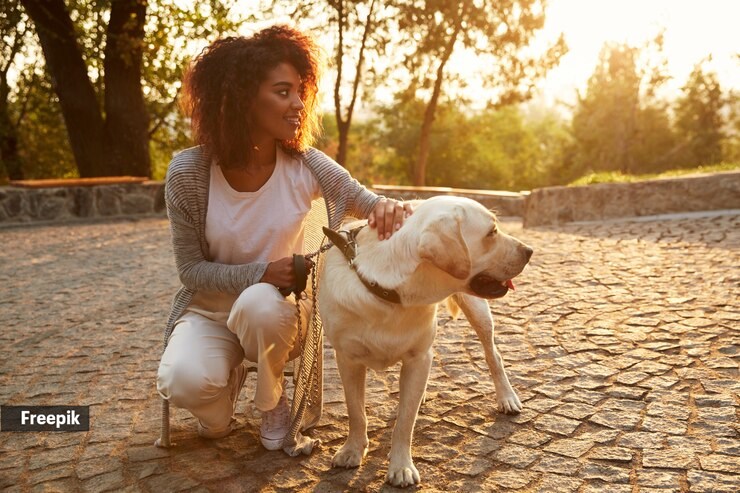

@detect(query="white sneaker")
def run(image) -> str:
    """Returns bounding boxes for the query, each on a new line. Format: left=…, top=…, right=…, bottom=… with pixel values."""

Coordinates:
left=197, top=361, right=248, bottom=439
left=260, top=387, right=291, bottom=450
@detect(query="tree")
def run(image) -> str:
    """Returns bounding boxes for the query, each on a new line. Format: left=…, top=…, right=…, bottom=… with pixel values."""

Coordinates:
left=281, top=0, right=393, bottom=167
left=570, top=37, right=675, bottom=178
left=0, top=0, right=29, bottom=180
left=674, top=60, right=726, bottom=167
left=373, top=93, right=553, bottom=191
left=393, top=0, right=566, bottom=185
left=15, top=0, right=249, bottom=178
left=722, top=86, right=739, bottom=163
left=20, top=0, right=149, bottom=177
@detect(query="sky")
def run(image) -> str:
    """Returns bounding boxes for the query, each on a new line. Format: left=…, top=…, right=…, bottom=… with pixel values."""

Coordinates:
left=382, top=0, right=740, bottom=113
left=528, top=0, right=739, bottom=109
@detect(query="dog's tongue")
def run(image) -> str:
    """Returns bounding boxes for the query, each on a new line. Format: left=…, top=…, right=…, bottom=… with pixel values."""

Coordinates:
left=505, top=279, right=516, bottom=291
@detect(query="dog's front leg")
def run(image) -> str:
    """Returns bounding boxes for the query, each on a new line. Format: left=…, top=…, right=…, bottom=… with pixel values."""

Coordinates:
left=453, top=293, right=522, bottom=414
left=332, top=354, right=369, bottom=468
left=386, top=349, right=432, bottom=487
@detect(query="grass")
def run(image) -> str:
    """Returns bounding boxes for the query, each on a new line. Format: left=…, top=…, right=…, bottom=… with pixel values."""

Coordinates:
left=568, top=163, right=740, bottom=186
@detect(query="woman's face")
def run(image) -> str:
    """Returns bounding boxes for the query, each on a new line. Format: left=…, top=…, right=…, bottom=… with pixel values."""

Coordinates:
left=249, top=62, right=305, bottom=142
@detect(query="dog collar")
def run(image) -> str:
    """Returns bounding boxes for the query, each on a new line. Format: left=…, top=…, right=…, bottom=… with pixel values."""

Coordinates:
left=322, top=225, right=402, bottom=304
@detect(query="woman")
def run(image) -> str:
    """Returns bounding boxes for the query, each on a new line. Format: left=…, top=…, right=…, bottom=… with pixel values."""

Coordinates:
left=156, top=25, right=412, bottom=451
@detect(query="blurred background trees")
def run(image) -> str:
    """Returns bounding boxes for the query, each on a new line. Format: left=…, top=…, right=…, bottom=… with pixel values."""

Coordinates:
left=1, top=1, right=737, bottom=188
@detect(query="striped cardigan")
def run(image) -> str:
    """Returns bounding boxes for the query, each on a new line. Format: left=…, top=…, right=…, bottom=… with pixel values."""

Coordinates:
left=158, top=144, right=382, bottom=451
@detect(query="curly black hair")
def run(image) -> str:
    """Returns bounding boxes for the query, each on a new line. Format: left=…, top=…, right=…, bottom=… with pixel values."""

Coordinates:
left=180, top=25, right=324, bottom=169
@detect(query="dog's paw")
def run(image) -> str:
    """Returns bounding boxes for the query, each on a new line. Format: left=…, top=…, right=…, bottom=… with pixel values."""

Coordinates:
left=331, top=443, right=367, bottom=468
left=386, top=460, right=420, bottom=487
left=497, top=391, right=523, bottom=414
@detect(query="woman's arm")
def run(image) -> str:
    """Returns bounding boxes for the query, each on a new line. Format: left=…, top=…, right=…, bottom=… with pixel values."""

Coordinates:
left=165, top=166, right=269, bottom=294
left=337, top=157, right=414, bottom=239
left=304, top=148, right=412, bottom=238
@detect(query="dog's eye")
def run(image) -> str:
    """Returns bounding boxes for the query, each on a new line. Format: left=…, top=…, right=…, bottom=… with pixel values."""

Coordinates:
left=487, top=227, right=497, bottom=237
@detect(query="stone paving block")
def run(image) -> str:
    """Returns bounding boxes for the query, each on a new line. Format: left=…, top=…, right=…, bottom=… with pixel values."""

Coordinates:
left=641, top=415, right=688, bottom=435
left=484, top=469, right=538, bottom=489
left=581, top=484, right=632, bottom=493
left=27, top=464, right=75, bottom=486
left=534, top=414, right=582, bottom=436
left=531, top=473, right=582, bottom=492
left=588, top=410, right=641, bottom=430
left=665, top=436, right=713, bottom=455
left=694, top=393, right=736, bottom=407
left=587, top=446, right=634, bottom=462
left=698, top=454, right=740, bottom=474
left=507, top=429, right=552, bottom=448
left=552, top=402, right=597, bottom=420
left=79, top=469, right=125, bottom=493
left=687, top=469, right=738, bottom=493
left=714, top=438, right=740, bottom=456
left=531, top=453, right=581, bottom=475
left=643, top=448, right=696, bottom=469
left=605, top=385, right=649, bottom=400
left=543, top=438, right=595, bottom=458
left=637, top=468, right=683, bottom=489
left=445, top=455, right=494, bottom=477
left=492, top=443, right=542, bottom=468
left=581, top=462, right=631, bottom=483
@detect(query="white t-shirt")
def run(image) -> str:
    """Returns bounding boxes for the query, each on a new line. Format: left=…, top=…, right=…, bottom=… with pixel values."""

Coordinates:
left=186, top=146, right=321, bottom=319
left=206, top=146, right=321, bottom=263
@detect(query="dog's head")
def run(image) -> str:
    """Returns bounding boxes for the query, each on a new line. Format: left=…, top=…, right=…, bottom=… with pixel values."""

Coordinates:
left=416, top=196, right=532, bottom=299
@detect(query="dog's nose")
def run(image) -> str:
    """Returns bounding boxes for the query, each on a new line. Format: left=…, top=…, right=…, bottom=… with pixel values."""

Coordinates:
left=522, top=245, right=533, bottom=261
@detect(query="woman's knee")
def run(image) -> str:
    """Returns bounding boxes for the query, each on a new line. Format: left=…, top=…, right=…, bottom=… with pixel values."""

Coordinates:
left=228, top=283, right=289, bottom=332
left=157, top=358, right=230, bottom=408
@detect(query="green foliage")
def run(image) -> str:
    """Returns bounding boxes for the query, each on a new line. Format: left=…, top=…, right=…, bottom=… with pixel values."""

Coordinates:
left=569, top=163, right=740, bottom=186
left=674, top=61, right=726, bottom=167
left=570, top=40, right=676, bottom=179
left=12, top=71, right=78, bottom=179
left=331, top=95, right=571, bottom=191
left=391, top=0, right=567, bottom=184
left=4, top=0, right=251, bottom=180
left=722, top=89, right=740, bottom=163
left=1, top=2, right=737, bottom=191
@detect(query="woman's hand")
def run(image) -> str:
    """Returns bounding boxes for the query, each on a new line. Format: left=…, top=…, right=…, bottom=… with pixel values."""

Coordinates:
left=368, top=198, right=414, bottom=240
left=260, top=256, right=313, bottom=291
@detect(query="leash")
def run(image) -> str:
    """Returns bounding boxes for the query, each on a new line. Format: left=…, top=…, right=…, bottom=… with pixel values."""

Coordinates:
left=264, top=226, right=401, bottom=454
left=284, top=223, right=401, bottom=358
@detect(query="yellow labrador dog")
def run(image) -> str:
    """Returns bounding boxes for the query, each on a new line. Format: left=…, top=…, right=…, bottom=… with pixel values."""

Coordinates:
left=319, top=196, right=533, bottom=487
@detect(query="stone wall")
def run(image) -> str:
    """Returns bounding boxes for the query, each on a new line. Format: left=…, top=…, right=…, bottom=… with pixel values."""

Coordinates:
left=524, top=171, right=740, bottom=227
left=0, top=182, right=165, bottom=227
left=372, top=185, right=527, bottom=217
left=2, top=171, right=738, bottom=228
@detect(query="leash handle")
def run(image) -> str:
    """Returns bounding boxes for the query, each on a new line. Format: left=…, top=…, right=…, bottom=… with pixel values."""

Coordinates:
left=279, top=254, right=309, bottom=297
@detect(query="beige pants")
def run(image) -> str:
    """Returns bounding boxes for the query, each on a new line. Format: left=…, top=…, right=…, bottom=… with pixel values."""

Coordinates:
left=156, top=283, right=310, bottom=436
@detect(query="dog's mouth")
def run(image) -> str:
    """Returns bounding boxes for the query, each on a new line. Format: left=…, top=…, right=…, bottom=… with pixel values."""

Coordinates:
left=470, top=274, right=516, bottom=299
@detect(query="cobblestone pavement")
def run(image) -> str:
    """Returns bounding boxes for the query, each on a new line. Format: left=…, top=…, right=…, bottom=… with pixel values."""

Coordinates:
left=1, top=212, right=738, bottom=492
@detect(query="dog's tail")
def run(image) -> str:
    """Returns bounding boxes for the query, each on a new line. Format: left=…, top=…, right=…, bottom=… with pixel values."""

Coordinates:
left=445, top=295, right=462, bottom=322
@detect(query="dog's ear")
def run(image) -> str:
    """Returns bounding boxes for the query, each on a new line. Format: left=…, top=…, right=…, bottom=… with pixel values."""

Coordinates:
left=418, top=212, right=471, bottom=279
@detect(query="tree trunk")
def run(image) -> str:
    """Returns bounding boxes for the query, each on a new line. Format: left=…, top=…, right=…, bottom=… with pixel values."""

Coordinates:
left=103, top=0, right=150, bottom=177
left=413, top=14, right=463, bottom=186
left=0, top=24, right=23, bottom=180
left=20, top=0, right=106, bottom=177
left=0, top=83, right=22, bottom=179
left=336, top=120, right=350, bottom=166
left=21, top=0, right=151, bottom=178
left=333, top=0, right=375, bottom=167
